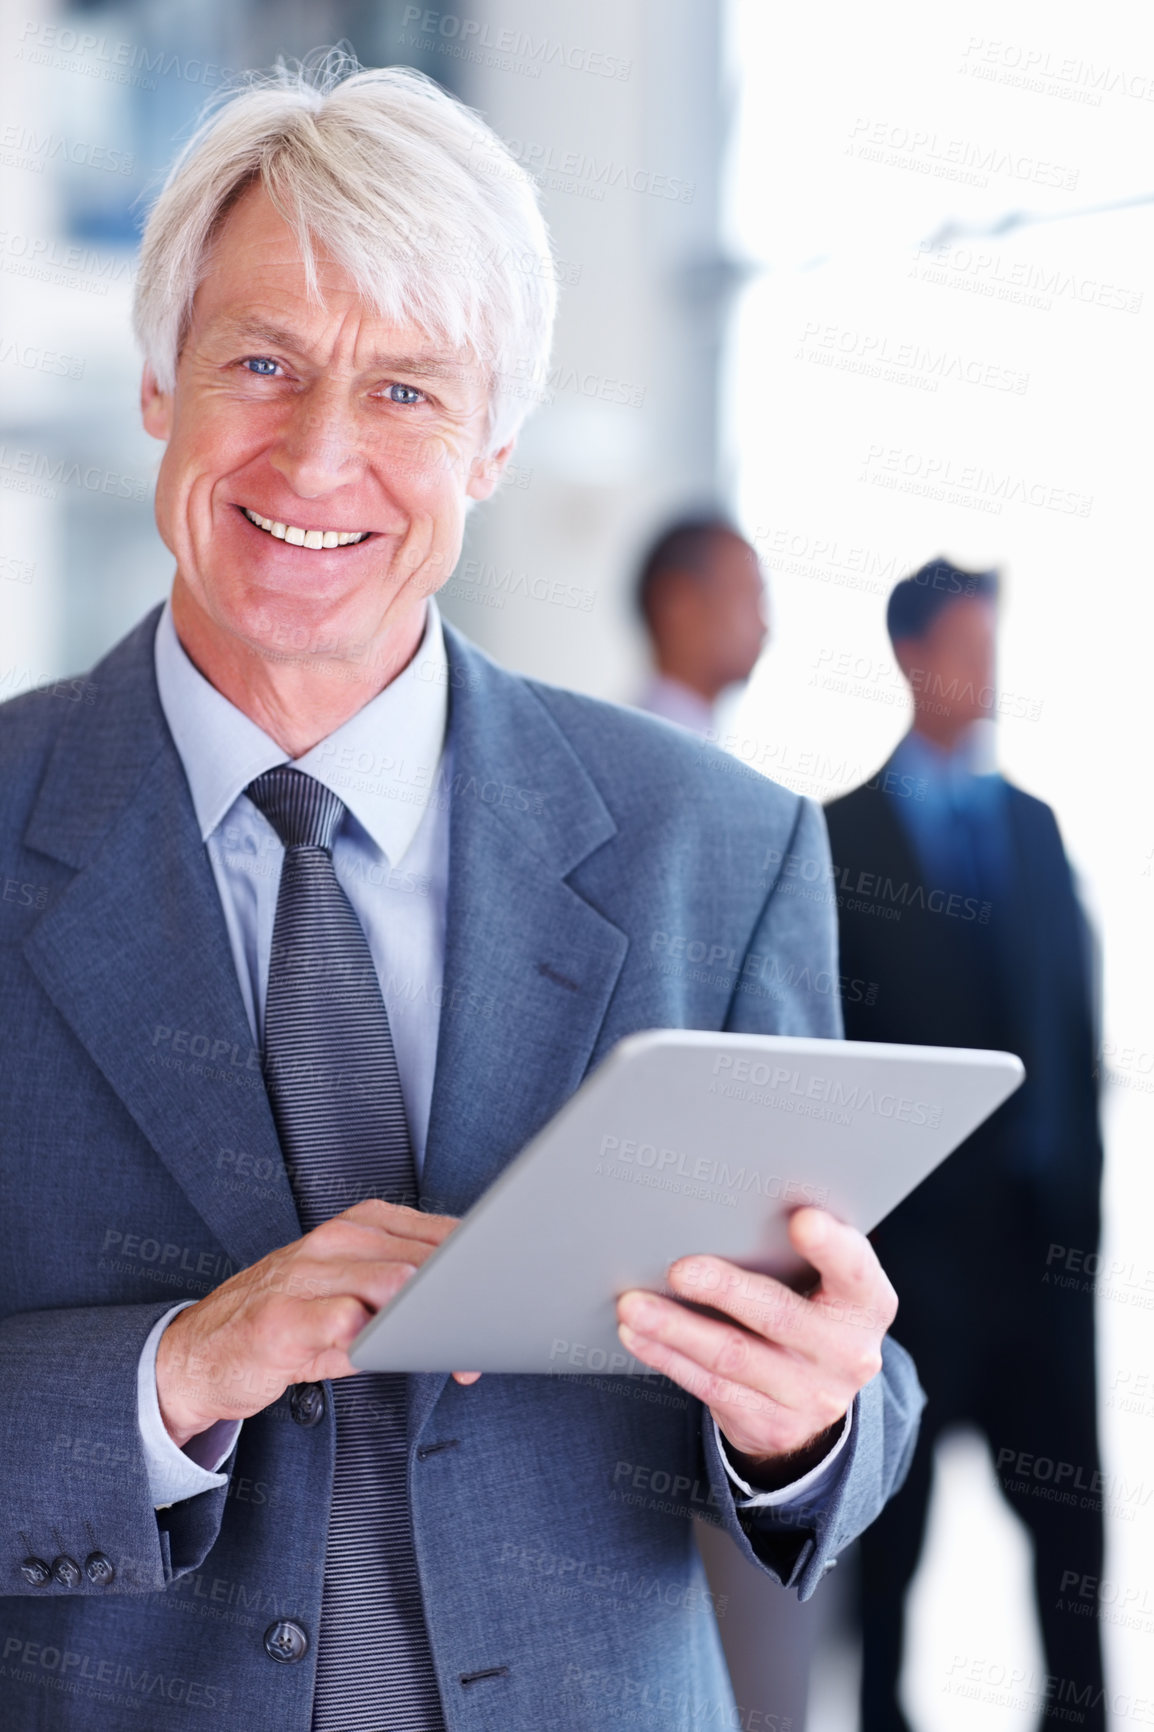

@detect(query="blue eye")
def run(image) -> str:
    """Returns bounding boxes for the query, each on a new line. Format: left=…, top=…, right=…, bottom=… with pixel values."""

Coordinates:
left=387, top=382, right=424, bottom=405
left=245, top=357, right=279, bottom=376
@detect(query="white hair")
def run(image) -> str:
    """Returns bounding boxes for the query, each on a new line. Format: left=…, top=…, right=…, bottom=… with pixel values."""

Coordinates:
left=133, top=52, right=557, bottom=452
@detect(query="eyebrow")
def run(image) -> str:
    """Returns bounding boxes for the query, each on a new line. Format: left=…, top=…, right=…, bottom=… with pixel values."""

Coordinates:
left=215, top=319, right=465, bottom=381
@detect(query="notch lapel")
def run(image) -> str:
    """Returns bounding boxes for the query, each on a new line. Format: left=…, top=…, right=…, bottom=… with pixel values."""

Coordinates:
left=410, top=628, right=628, bottom=1440
left=22, top=617, right=299, bottom=1272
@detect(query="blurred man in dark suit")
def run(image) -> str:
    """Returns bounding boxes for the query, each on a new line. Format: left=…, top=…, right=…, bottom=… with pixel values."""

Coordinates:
left=824, top=559, right=1106, bottom=1732
left=635, top=517, right=768, bottom=737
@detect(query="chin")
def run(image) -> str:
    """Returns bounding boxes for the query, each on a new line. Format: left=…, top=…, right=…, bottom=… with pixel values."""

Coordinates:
left=217, top=586, right=375, bottom=663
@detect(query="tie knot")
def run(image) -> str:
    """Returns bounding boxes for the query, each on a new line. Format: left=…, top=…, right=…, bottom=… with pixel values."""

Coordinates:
left=246, top=766, right=345, bottom=852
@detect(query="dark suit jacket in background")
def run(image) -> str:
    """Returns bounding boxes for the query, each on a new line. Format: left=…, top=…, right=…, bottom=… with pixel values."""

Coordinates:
left=825, top=766, right=1102, bottom=1270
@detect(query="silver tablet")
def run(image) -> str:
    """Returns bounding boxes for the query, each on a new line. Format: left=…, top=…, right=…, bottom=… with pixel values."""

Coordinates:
left=350, top=1031, right=1023, bottom=1375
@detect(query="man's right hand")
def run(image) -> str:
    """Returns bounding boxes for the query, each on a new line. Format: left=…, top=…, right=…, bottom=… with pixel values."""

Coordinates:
left=155, top=1199, right=466, bottom=1448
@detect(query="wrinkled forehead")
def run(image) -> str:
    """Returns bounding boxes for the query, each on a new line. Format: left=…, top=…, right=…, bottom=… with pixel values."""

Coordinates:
left=187, top=181, right=489, bottom=387
left=197, top=306, right=482, bottom=388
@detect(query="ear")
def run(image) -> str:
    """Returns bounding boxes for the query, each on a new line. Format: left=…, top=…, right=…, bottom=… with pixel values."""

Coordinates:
left=466, top=437, right=516, bottom=503
left=141, top=364, right=173, bottom=442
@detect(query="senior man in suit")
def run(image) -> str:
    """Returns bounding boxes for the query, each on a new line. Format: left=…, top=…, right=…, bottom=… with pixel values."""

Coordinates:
left=0, top=62, right=922, bottom=1732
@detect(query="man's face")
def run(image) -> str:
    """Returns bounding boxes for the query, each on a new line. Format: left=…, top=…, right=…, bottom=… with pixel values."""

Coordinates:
left=704, top=535, right=769, bottom=686
left=898, top=594, right=998, bottom=725
left=142, top=184, right=510, bottom=667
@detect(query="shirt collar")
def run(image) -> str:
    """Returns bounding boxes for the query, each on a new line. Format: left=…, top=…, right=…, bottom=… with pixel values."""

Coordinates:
left=155, top=598, right=449, bottom=865
left=640, top=673, right=717, bottom=737
left=890, top=720, right=1000, bottom=792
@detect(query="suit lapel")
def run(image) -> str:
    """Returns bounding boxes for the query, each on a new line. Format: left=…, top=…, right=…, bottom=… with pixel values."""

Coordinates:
left=410, top=627, right=628, bottom=1440
left=20, top=611, right=628, bottom=1437
left=421, top=627, right=628, bottom=1210
left=23, top=616, right=299, bottom=1271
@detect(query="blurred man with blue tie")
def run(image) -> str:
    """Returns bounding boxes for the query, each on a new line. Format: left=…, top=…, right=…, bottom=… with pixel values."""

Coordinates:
left=824, top=560, right=1106, bottom=1732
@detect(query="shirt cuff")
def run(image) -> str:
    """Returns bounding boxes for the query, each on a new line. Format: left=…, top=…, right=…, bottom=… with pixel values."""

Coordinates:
left=714, top=1407, right=852, bottom=1510
left=137, top=1302, right=241, bottom=1509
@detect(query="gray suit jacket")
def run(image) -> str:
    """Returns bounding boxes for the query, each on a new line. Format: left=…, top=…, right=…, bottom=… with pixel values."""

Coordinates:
left=0, top=609, right=922, bottom=1730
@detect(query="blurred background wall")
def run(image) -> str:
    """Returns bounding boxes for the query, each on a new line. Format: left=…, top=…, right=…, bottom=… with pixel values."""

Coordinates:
left=2, top=2, right=1151, bottom=1728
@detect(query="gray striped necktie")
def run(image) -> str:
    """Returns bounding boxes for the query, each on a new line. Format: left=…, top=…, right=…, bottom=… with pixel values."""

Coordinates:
left=246, top=766, right=446, bottom=1732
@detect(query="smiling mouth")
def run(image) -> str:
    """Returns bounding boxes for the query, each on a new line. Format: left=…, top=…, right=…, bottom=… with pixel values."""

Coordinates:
left=241, top=506, right=371, bottom=549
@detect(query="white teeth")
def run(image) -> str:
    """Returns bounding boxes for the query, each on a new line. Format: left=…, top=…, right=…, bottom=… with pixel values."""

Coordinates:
left=242, top=507, right=367, bottom=547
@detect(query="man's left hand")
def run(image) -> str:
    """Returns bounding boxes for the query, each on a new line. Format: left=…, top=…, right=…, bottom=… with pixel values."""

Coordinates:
left=616, top=1207, right=897, bottom=1489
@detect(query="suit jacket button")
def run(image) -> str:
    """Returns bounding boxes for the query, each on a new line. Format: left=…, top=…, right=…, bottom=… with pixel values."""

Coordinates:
left=264, top=1620, right=309, bottom=1664
left=85, top=1552, right=115, bottom=1586
left=20, top=1557, right=51, bottom=1586
left=289, top=1383, right=325, bottom=1427
left=52, top=1555, right=82, bottom=1587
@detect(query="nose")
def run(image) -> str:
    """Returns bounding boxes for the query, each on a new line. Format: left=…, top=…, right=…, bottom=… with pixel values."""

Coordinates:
left=268, top=383, right=361, bottom=498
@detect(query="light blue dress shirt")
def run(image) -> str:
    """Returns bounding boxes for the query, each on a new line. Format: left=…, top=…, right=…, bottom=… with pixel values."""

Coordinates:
left=138, top=599, right=847, bottom=1513
left=885, top=723, right=1010, bottom=906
